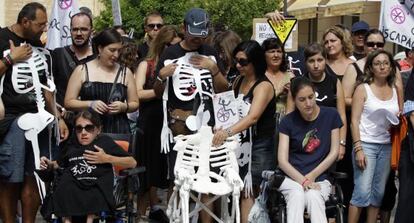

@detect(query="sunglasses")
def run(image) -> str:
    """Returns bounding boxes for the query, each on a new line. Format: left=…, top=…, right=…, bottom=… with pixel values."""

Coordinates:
left=366, top=42, right=385, bottom=48
left=75, top=124, right=96, bottom=133
left=147, top=23, right=163, bottom=30
left=234, top=58, right=250, bottom=67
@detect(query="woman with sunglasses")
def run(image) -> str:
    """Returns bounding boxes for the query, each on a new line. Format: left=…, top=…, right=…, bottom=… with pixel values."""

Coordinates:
left=134, top=25, right=181, bottom=222
left=64, top=28, right=139, bottom=134
left=348, top=50, right=399, bottom=223
left=304, top=43, right=347, bottom=161
left=39, top=110, right=136, bottom=223
left=322, top=26, right=354, bottom=81
left=212, top=40, right=275, bottom=223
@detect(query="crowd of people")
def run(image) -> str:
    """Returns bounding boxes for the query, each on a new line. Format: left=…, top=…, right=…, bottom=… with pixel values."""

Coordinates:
left=0, top=2, right=413, bottom=223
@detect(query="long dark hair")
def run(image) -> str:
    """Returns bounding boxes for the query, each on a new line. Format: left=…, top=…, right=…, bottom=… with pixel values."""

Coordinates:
left=233, top=40, right=266, bottom=78
left=261, top=38, right=288, bottom=72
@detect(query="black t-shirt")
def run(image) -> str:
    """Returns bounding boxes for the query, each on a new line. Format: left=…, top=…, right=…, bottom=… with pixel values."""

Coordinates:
left=279, top=107, right=342, bottom=181
left=306, top=73, right=338, bottom=108
left=0, top=27, right=45, bottom=114
left=155, top=43, right=224, bottom=111
left=353, top=51, right=366, bottom=61
left=51, top=46, right=96, bottom=106
left=58, top=134, right=130, bottom=192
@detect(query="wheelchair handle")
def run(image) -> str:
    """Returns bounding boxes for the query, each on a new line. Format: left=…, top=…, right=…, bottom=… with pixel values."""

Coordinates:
left=262, top=170, right=275, bottom=180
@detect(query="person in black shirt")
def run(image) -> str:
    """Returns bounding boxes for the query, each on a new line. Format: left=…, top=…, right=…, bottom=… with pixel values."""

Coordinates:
left=138, top=11, right=164, bottom=59
left=304, top=43, right=347, bottom=161
left=51, top=12, right=96, bottom=109
left=40, top=110, right=136, bottom=223
left=0, top=3, right=69, bottom=223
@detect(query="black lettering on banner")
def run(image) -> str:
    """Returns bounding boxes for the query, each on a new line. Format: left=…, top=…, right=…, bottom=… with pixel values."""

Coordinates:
left=62, top=25, right=70, bottom=39
left=49, top=19, right=60, bottom=31
left=411, top=27, right=414, bottom=35
left=258, top=24, right=267, bottom=32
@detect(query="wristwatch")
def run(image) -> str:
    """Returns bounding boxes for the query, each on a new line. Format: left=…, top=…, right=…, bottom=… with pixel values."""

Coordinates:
left=156, top=76, right=166, bottom=83
left=340, top=140, right=346, bottom=147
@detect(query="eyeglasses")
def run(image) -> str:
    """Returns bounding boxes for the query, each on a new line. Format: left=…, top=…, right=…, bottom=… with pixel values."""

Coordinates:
left=75, top=124, right=96, bottom=133
left=366, top=42, right=385, bottom=48
left=71, top=27, right=90, bottom=33
left=147, top=23, right=163, bottom=30
left=234, top=58, right=250, bottom=67
left=373, top=61, right=391, bottom=67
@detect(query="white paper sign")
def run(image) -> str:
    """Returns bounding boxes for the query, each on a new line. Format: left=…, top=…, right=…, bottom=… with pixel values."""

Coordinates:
left=213, top=91, right=239, bottom=129
left=380, top=0, right=414, bottom=49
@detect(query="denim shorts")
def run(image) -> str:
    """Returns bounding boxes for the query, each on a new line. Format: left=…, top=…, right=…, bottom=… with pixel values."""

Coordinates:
left=350, top=142, right=391, bottom=207
left=240, top=137, right=276, bottom=186
left=0, top=119, right=52, bottom=183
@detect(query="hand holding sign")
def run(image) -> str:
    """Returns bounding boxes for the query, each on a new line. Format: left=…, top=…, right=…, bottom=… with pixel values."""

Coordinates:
left=267, top=18, right=297, bottom=45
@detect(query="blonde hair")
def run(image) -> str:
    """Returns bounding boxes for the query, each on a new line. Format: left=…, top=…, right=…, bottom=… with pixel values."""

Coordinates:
left=146, top=25, right=179, bottom=63
left=322, top=26, right=353, bottom=58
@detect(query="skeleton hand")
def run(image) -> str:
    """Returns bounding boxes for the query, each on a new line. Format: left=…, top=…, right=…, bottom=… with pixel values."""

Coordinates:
left=159, top=63, right=178, bottom=79
left=9, top=40, right=32, bottom=63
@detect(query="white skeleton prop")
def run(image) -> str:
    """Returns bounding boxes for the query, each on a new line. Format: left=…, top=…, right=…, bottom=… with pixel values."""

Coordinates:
left=161, top=52, right=215, bottom=153
left=4, top=46, right=56, bottom=201
left=167, top=126, right=244, bottom=223
left=235, top=95, right=254, bottom=198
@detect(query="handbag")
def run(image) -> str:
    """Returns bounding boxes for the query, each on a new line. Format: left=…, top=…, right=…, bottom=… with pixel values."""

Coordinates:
left=168, top=108, right=192, bottom=136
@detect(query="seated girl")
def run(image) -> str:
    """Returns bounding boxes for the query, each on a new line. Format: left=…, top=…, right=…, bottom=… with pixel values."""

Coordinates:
left=40, top=110, right=136, bottom=223
left=277, top=77, right=342, bottom=223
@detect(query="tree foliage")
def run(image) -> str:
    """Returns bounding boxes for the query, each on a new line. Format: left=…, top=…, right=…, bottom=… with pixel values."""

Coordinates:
left=94, top=0, right=281, bottom=41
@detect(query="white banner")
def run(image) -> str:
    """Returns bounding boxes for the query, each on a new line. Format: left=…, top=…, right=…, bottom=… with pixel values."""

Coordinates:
left=380, top=0, right=414, bottom=49
left=46, top=0, right=79, bottom=50
left=213, top=91, right=239, bottom=130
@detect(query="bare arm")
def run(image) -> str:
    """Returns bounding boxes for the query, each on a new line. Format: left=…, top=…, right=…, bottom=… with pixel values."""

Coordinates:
left=351, top=84, right=367, bottom=170
left=306, top=128, right=340, bottom=181
left=395, top=69, right=404, bottom=111
left=342, top=63, right=358, bottom=107
left=212, top=82, right=274, bottom=145
left=64, top=65, right=93, bottom=110
left=0, top=98, right=4, bottom=120
left=124, top=69, right=139, bottom=112
left=136, top=61, right=157, bottom=102
left=336, top=80, right=347, bottom=160
left=44, top=89, right=69, bottom=141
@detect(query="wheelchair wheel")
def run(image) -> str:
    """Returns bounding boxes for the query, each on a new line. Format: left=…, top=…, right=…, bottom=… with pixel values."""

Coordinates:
left=335, top=184, right=344, bottom=204
left=335, top=205, right=344, bottom=223
left=277, top=205, right=287, bottom=223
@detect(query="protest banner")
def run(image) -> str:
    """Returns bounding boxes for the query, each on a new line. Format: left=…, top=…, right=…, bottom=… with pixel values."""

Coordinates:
left=252, top=18, right=298, bottom=52
left=46, top=0, right=79, bottom=50
left=380, top=0, right=414, bottom=49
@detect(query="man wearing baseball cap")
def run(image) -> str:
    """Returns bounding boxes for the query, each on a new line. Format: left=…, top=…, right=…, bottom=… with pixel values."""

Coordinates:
left=153, top=7, right=228, bottom=222
left=351, top=21, right=370, bottom=60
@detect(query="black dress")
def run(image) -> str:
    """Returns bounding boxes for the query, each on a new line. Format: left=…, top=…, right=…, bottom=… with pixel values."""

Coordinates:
left=52, top=135, right=130, bottom=217
left=79, top=64, right=130, bottom=134
left=136, top=59, right=168, bottom=189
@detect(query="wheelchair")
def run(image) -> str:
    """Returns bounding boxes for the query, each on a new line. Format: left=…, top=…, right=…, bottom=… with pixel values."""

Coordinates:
left=40, top=133, right=145, bottom=223
left=262, top=169, right=346, bottom=223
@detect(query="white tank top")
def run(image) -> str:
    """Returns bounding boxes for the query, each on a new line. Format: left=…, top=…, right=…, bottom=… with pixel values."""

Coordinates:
left=359, top=83, right=399, bottom=144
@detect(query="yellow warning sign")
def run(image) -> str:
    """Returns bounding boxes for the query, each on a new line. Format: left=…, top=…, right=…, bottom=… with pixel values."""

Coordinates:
left=268, top=18, right=297, bottom=45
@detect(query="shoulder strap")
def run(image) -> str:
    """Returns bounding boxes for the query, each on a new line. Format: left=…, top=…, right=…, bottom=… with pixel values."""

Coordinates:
left=83, top=63, right=89, bottom=82
left=233, top=75, right=244, bottom=97
left=63, top=46, right=77, bottom=70
left=108, top=66, right=123, bottom=101
left=352, top=62, right=364, bottom=80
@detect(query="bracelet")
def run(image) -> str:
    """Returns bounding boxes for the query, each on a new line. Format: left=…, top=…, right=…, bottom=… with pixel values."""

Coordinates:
left=352, top=140, right=361, bottom=145
left=6, top=54, right=13, bottom=65
left=301, top=178, right=309, bottom=186
left=225, top=128, right=233, bottom=137
left=156, top=76, right=166, bottom=83
left=354, top=148, right=363, bottom=154
left=353, top=145, right=362, bottom=151
left=88, top=100, right=95, bottom=112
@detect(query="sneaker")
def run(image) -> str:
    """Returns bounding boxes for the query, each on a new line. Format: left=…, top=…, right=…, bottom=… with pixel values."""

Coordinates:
left=148, top=209, right=169, bottom=223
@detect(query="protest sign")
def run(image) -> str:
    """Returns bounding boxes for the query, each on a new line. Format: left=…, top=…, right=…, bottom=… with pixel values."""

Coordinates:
left=252, top=18, right=298, bottom=52
left=46, top=0, right=79, bottom=50
left=380, top=0, right=414, bottom=49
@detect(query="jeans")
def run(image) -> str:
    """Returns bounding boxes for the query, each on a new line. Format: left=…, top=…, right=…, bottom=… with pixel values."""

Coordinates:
left=350, top=142, right=391, bottom=207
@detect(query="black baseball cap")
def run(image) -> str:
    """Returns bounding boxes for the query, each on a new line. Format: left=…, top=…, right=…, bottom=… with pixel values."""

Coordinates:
left=184, top=8, right=210, bottom=37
